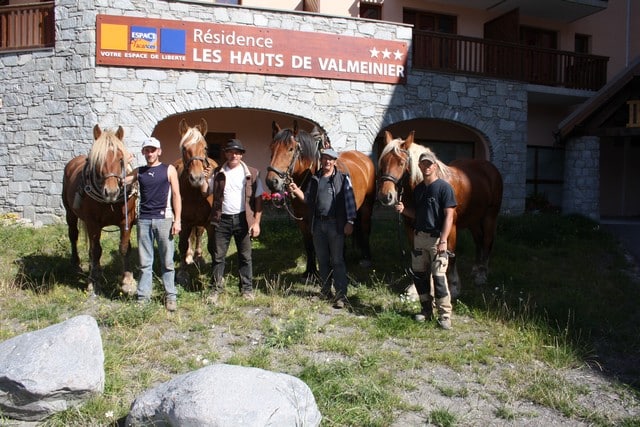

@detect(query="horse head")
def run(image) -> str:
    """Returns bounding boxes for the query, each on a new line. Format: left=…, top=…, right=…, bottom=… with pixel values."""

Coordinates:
left=266, top=120, right=320, bottom=193
left=178, top=118, right=211, bottom=187
left=377, top=131, right=416, bottom=206
left=377, top=131, right=450, bottom=206
left=88, top=124, right=127, bottom=203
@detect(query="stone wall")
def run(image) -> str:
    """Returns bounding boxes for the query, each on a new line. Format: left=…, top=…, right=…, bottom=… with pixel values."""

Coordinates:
left=0, top=0, right=527, bottom=225
left=562, top=136, right=600, bottom=220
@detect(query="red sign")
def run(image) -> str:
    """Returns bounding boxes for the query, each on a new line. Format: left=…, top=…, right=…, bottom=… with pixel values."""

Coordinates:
left=96, top=15, right=408, bottom=84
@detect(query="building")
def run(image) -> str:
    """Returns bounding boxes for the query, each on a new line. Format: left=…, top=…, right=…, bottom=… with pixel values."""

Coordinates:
left=1, top=0, right=638, bottom=225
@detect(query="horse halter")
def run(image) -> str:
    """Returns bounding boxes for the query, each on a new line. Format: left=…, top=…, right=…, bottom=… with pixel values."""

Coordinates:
left=181, top=140, right=211, bottom=170
left=267, top=139, right=302, bottom=186
left=378, top=148, right=411, bottom=199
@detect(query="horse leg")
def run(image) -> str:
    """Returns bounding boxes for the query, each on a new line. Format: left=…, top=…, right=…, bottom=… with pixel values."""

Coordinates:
left=66, top=212, right=82, bottom=272
left=471, top=217, right=497, bottom=286
left=176, top=224, right=193, bottom=286
left=303, top=234, right=317, bottom=278
left=86, top=225, right=103, bottom=296
left=355, top=200, right=373, bottom=268
left=120, top=224, right=137, bottom=297
left=193, top=226, right=205, bottom=265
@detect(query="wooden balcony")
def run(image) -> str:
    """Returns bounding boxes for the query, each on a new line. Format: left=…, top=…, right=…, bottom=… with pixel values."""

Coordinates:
left=412, top=30, right=608, bottom=91
left=0, top=2, right=55, bottom=51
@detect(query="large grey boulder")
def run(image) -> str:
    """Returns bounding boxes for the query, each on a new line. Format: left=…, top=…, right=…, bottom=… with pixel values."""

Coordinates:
left=0, top=315, right=105, bottom=421
left=126, top=363, right=322, bottom=426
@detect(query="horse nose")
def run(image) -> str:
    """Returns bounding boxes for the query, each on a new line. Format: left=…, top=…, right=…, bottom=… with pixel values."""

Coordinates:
left=266, top=175, right=282, bottom=192
left=377, top=191, right=395, bottom=206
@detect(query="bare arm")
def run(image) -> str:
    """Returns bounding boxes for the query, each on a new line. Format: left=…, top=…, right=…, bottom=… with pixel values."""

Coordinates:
left=438, top=206, right=455, bottom=253
left=168, top=164, right=182, bottom=235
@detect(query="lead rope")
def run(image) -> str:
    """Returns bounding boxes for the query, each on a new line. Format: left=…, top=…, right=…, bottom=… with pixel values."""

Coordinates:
left=122, top=159, right=129, bottom=231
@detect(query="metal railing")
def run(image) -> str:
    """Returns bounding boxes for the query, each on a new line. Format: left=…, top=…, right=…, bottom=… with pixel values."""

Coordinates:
left=412, top=30, right=608, bottom=91
left=0, top=2, right=55, bottom=51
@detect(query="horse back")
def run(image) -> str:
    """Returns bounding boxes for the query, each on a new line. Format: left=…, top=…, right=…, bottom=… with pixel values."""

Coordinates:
left=336, top=151, right=376, bottom=209
left=448, top=159, right=503, bottom=228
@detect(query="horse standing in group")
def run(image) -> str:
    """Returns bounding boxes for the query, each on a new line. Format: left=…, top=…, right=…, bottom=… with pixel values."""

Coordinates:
left=62, top=125, right=137, bottom=296
left=377, top=131, right=503, bottom=297
left=173, top=118, right=218, bottom=286
left=265, top=121, right=376, bottom=276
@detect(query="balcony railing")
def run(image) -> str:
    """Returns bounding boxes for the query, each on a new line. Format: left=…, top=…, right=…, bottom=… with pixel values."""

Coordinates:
left=412, top=30, right=608, bottom=91
left=0, top=2, right=55, bottom=51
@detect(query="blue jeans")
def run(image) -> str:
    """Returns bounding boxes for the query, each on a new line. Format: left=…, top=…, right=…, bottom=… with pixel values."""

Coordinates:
left=210, top=213, right=253, bottom=293
left=313, top=218, right=347, bottom=299
left=137, top=218, right=177, bottom=301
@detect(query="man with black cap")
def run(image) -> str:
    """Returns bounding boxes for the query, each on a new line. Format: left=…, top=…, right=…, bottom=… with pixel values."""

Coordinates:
left=200, top=138, right=264, bottom=303
left=395, top=150, right=457, bottom=329
left=288, top=147, right=357, bottom=309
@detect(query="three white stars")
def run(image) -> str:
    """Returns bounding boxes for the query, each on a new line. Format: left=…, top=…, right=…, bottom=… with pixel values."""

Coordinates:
left=369, top=47, right=404, bottom=61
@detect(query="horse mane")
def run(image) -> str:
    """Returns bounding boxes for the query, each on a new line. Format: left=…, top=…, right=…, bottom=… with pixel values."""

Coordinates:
left=379, top=137, right=451, bottom=187
left=179, top=126, right=205, bottom=150
left=88, top=129, right=127, bottom=171
left=273, top=127, right=320, bottom=162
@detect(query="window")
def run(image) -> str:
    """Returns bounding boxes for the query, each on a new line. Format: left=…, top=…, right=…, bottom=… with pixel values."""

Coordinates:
left=526, top=146, right=564, bottom=211
left=0, top=0, right=54, bottom=51
left=575, top=33, right=591, bottom=54
left=403, top=9, right=456, bottom=34
left=360, top=4, right=382, bottom=20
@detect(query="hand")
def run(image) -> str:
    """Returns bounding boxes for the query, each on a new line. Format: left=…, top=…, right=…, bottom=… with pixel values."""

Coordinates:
left=203, top=166, right=212, bottom=179
left=250, top=223, right=261, bottom=239
left=395, top=202, right=404, bottom=213
left=288, top=182, right=298, bottom=192
left=344, top=222, right=354, bottom=236
left=437, top=240, right=447, bottom=254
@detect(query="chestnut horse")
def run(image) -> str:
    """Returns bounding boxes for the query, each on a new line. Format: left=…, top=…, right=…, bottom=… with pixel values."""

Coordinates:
left=377, top=131, right=503, bottom=297
left=62, top=125, right=137, bottom=296
left=173, top=118, right=217, bottom=285
left=266, top=121, right=376, bottom=275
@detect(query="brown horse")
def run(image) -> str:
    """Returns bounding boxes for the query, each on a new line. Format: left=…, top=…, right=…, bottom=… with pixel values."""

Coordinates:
left=62, top=125, right=137, bottom=296
left=173, top=118, right=217, bottom=285
left=266, top=121, right=376, bottom=275
left=377, top=131, right=503, bottom=296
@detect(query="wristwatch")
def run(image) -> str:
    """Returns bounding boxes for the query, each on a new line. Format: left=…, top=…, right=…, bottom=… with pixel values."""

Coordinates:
left=347, top=220, right=354, bottom=224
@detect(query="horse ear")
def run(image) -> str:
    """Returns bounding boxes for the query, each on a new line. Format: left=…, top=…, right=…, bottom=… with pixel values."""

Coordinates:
left=198, top=118, right=208, bottom=135
left=93, top=124, right=102, bottom=140
left=179, top=118, right=188, bottom=136
left=404, top=131, right=415, bottom=148
left=115, top=126, right=124, bottom=141
left=272, top=121, right=281, bottom=138
left=293, top=120, right=299, bottom=136
left=384, top=131, right=393, bottom=145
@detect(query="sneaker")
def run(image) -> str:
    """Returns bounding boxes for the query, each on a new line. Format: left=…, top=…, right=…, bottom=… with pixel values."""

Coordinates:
left=165, top=299, right=177, bottom=312
left=333, top=298, right=346, bottom=309
left=206, top=292, right=219, bottom=305
left=437, top=317, right=452, bottom=330
left=414, top=311, right=432, bottom=322
left=242, top=291, right=255, bottom=301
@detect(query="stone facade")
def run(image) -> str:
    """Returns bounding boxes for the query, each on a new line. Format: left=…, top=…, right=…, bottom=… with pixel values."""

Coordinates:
left=562, top=136, right=600, bottom=220
left=0, top=0, right=530, bottom=225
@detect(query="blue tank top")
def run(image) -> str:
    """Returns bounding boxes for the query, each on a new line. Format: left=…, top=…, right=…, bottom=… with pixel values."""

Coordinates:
left=138, top=163, right=171, bottom=220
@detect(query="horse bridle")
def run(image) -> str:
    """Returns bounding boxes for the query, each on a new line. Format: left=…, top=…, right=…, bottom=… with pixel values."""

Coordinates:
left=182, top=143, right=211, bottom=170
left=266, top=139, right=303, bottom=188
left=378, top=148, right=412, bottom=202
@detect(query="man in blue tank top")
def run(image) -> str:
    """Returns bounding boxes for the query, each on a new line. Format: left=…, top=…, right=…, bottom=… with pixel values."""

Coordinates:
left=126, top=137, right=182, bottom=311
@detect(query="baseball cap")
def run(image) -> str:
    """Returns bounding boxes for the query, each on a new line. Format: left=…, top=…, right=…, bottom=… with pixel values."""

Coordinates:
left=419, top=151, right=438, bottom=164
left=320, top=148, right=339, bottom=159
left=142, top=137, right=161, bottom=149
left=224, top=139, right=246, bottom=152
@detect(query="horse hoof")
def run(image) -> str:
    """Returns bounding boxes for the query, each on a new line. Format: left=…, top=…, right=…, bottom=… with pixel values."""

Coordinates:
left=121, top=282, right=137, bottom=297
left=185, top=255, right=194, bottom=265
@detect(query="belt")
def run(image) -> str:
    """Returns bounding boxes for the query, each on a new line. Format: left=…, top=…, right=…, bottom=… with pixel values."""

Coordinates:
left=318, top=215, right=335, bottom=221
left=416, top=230, right=441, bottom=238
left=221, top=212, right=244, bottom=219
